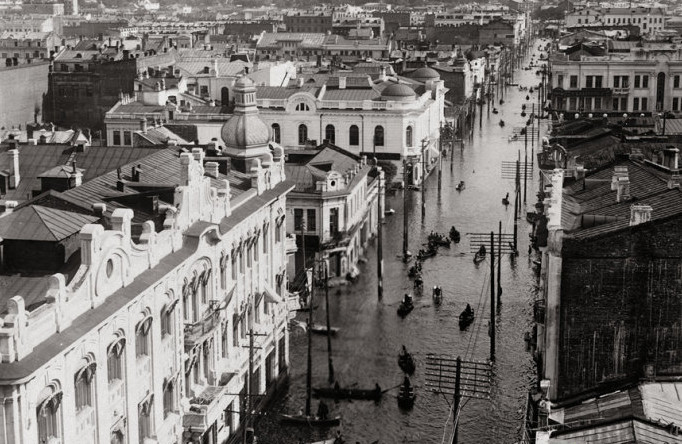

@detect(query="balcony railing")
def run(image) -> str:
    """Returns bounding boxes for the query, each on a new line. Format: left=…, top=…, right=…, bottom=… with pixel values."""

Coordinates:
left=613, top=87, right=629, bottom=95
left=184, top=310, right=220, bottom=349
left=184, top=384, right=230, bottom=432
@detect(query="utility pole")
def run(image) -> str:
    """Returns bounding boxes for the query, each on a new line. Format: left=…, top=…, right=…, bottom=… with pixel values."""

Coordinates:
left=306, top=259, right=314, bottom=416
left=421, top=138, right=427, bottom=220
left=497, top=220, right=502, bottom=304
left=243, top=328, right=254, bottom=444
left=452, top=356, right=461, bottom=444
left=490, top=231, right=495, bottom=362
left=514, top=157, right=519, bottom=253
left=438, top=122, right=443, bottom=193
left=324, top=264, right=334, bottom=383
left=377, top=163, right=383, bottom=300
left=402, top=160, right=409, bottom=261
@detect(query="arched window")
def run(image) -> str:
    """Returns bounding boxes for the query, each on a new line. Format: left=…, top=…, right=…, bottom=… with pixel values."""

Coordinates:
left=349, top=125, right=359, bottom=146
left=295, top=102, right=310, bottom=111
left=221, top=87, right=229, bottom=105
left=406, top=126, right=413, bottom=147
left=325, top=124, right=335, bottom=144
left=271, top=123, right=281, bottom=143
left=107, top=337, right=125, bottom=383
left=374, top=125, right=384, bottom=146
left=298, top=124, right=308, bottom=145
left=37, top=385, right=62, bottom=443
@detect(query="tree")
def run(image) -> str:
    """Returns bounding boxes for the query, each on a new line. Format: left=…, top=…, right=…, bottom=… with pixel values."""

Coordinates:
left=377, top=160, right=398, bottom=186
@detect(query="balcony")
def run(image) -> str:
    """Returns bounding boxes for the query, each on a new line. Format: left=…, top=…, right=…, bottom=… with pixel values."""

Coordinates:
left=613, top=87, right=630, bottom=95
left=184, top=310, right=220, bottom=350
left=285, top=234, right=297, bottom=255
left=320, top=230, right=350, bottom=250
left=184, top=384, right=231, bottom=433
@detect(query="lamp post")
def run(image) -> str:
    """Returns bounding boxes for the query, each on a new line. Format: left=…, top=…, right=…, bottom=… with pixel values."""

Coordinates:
left=659, top=112, right=668, bottom=135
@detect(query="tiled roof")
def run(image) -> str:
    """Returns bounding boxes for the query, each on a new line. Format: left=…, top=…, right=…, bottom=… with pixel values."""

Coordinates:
left=0, top=205, right=98, bottom=241
left=285, top=143, right=363, bottom=193
left=256, top=85, right=319, bottom=100
left=175, top=59, right=249, bottom=77
left=137, top=126, right=190, bottom=145
left=257, top=32, right=326, bottom=48
left=321, top=87, right=380, bottom=101
left=111, top=102, right=167, bottom=114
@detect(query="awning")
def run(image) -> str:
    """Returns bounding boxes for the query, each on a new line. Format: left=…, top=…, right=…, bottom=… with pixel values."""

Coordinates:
left=263, top=283, right=283, bottom=304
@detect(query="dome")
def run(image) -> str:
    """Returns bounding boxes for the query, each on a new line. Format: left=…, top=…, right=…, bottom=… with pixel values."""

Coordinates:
left=382, top=83, right=416, bottom=99
left=411, top=67, right=440, bottom=81
left=221, top=113, right=271, bottom=149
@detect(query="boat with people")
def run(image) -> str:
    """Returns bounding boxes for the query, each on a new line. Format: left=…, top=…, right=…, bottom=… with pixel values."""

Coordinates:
left=499, top=120, right=505, bottom=127
left=502, top=193, right=510, bottom=206
left=408, top=262, right=422, bottom=278
left=398, top=345, right=416, bottom=374
left=473, top=245, right=486, bottom=264
left=432, top=286, right=443, bottom=305
left=414, top=275, right=424, bottom=293
left=416, top=247, right=437, bottom=261
left=508, top=134, right=519, bottom=142
left=280, top=414, right=341, bottom=427
left=397, top=376, right=416, bottom=410
left=449, top=226, right=461, bottom=243
left=384, top=208, right=395, bottom=216
left=459, top=304, right=475, bottom=330
left=456, top=181, right=466, bottom=191
left=492, top=108, right=499, bottom=114
left=295, top=321, right=340, bottom=336
left=313, top=382, right=382, bottom=401
left=397, top=294, right=414, bottom=318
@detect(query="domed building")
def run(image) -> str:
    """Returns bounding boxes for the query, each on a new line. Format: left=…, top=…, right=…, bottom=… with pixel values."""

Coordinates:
left=221, top=76, right=274, bottom=173
left=407, top=67, right=441, bottom=84
left=380, top=83, right=417, bottom=102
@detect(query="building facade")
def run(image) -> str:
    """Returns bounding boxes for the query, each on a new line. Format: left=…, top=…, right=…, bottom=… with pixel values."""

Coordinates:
left=565, top=6, right=666, bottom=36
left=0, top=77, right=293, bottom=444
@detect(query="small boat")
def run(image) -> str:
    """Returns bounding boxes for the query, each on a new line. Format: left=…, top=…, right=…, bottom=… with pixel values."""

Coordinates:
left=414, top=276, right=423, bottom=293
left=397, top=377, right=416, bottom=410
left=432, top=286, right=443, bottom=305
left=398, top=346, right=416, bottom=374
left=397, top=294, right=414, bottom=318
left=313, top=384, right=382, bottom=401
left=346, top=265, right=360, bottom=282
left=310, top=440, right=335, bottom=444
left=473, top=245, right=486, bottom=264
left=310, top=323, right=340, bottom=336
left=384, top=208, right=395, bottom=216
left=499, top=99, right=505, bottom=105
left=408, top=263, right=422, bottom=278
left=449, top=226, right=461, bottom=243
left=508, top=134, right=518, bottom=142
left=280, top=413, right=341, bottom=427
left=416, top=248, right=437, bottom=261
left=502, top=192, right=510, bottom=206
left=492, top=108, right=499, bottom=114
left=456, top=181, right=466, bottom=191
left=526, top=95, right=530, bottom=101
left=499, top=120, right=505, bottom=127
left=459, top=305, right=475, bottom=330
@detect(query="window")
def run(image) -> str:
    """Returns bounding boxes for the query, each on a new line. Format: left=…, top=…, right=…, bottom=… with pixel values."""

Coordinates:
left=675, top=75, right=680, bottom=88
left=584, top=98, right=592, bottom=111
left=557, top=75, right=564, bottom=88
left=161, top=301, right=176, bottom=338
left=75, top=365, right=95, bottom=411
left=107, top=339, right=125, bottom=383
left=585, top=76, right=593, bottom=88
left=200, top=85, right=209, bottom=96
left=374, top=125, right=384, bottom=146
left=233, top=314, right=239, bottom=347
left=294, top=208, right=304, bottom=231
left=221, top=322, right=229, bottom=358
left=307, top=209, right=316, bottom=232
left=641, top=97, right=648, bottom=111
left=113, top=130, right=121, bottom=145
left=295, top=102, right=310, bottom=111
left=569, top=75, right=578, bottom=88
left=406, top=126, right=413, bottom=147
left=37, top=391, right=62, bottom=443
left=136, top=317, right=152, bottom=358
left=325, top=124, right=335, bottom=144
left=349, top=125, right=359, bottom=146
left=614, top=75, right=621, bottom=88
left=163, top=379, right=175, bottom=417
left=569, top=97, right=577, bottom=111
left=138, top=398, right=153, bottom=443
left=231, top=253, right=237, bottom=279
left=123, top=131, right=131, bottom=146
left=271, top=123, right=280, bottom=143
left=298, top=124, right=308, bottom=145
left=594, top=97, right=602, bottom=110
left=633, top=97, right=639, bottom=111
left=595, top=76, right=603, bottom=88
left=642, top=75, right=649, bottom=88
left=613, top=98, right=619, bottom=111
left=263, top=224, right=268, bottom=254
left=329, top=207, right=339, bottom=235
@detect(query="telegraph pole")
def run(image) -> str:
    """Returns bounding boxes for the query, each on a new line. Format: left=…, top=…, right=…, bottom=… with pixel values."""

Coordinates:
left=324, top=264, right=334, bottom=383
left=421, top=138, right=427, bottom=220
left=452, top=356, right=461, bottom=444
left=377, top=164, right=383, bottom=300
left=497, top=221, right=502, bottom=304
left=306, top=258, right=314, bottom=416
left=438, top=122, right=443, bottom=193
left=490, top=232, right=495, bottom=362
left=402, top=160, right=409, bottom=261
left=514, top=156, right=519, bottom=253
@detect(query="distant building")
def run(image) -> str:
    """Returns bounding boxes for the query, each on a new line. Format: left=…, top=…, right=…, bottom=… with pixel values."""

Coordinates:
left=284, top=12, right=333, bottom=33
left=550, top=42, right=682, bottom=116
left=285, top=143, right=382, bottom=284
left=255, top=32, right=391, bottom=62
left=0, top=61, right=50, bottom=128
left=565, top=6, right=666, bottom=36
left=0, top=31, right=62, bottom=65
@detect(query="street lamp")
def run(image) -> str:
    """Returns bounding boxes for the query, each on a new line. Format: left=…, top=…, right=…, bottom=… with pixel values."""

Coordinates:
left=659, top=111, right=668, bottom=135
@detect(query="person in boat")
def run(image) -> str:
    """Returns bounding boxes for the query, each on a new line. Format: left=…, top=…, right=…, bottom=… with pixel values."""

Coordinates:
left=375, top=383, right=381, bottom=396
left=401, top=345, right=408, bottom=356
left=317, top=400, right=329, bottom=420
left=403, top=376, right=411, bottom=391
left=478, top=245, right=486, bottom=255
left=465, top=303, right=473, bottom=316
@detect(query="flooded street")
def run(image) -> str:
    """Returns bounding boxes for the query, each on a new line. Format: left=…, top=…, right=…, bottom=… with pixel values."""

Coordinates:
left=260, top=41, right=550, bottom=444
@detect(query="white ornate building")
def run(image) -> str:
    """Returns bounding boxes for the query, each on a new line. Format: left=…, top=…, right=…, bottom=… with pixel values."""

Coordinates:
left=0, top=77, right=293, bottom=444
left=256, top=69, right=446, bottom=185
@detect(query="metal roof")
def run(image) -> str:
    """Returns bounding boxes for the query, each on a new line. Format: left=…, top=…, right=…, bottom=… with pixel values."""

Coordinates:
left=0, top=205, right=98, bottom=241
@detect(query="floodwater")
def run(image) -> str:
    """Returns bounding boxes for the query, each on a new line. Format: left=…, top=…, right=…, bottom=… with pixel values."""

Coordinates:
left=258, top=40, right=551, bottom=444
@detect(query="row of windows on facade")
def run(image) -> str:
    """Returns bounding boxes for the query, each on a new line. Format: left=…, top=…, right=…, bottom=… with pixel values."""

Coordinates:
left=0, top=40, right=43, bottom=47
left=271, top=123, right=414, bottom=147
left=575, top=16, right=664, bottom=25
left=2, top=51, right=45, bottom=59
left=556, top=74, right=682, bottom=90
left=557, top=95, right=682, bottom=112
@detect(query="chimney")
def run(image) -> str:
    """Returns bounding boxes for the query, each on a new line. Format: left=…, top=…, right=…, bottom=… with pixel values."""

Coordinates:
left=92, top=203, right=106, bottom=216
left=205, top=161, right=219, bottom=178
left=616, top=176, right=630, bottom=202
left=611, top=166, right=628, bottom=190
left=8, top=149, right=20, bottom=189
left=140, top=118, right=148, bottom=133
left=2, top=200, right=18, bottom=215
left=339, top=76, right=347, bottom=89
left=668, top=173, right=681, bottom=189
left=132, top=164, right=142, bottom=182
left=297, top=77, right=304, bottom=88
left=72, top=160, right=77, bottom=174
left=630, top=204, right=652, bottom=226
left=76, top=142, right=87, bottom=152
left=663, top=147, right=679, bottom=170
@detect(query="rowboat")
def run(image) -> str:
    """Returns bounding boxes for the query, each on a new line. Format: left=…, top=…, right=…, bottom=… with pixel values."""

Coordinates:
left=280, top=414, right=341, bottom=427
left=459, top=307, right=475, bottom=330
left=398, top=347, right=416, bottom=375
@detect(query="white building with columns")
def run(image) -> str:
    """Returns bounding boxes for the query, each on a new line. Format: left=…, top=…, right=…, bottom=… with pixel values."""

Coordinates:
left=0, top=77, right=294, bottom=444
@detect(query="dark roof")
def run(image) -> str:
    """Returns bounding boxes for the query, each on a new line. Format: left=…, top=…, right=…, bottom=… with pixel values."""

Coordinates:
left=285, top=143, right=364, bottom=193
left=256, top=85, right=320, bottom=100
left=0, top=205, right=98, bottom=241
